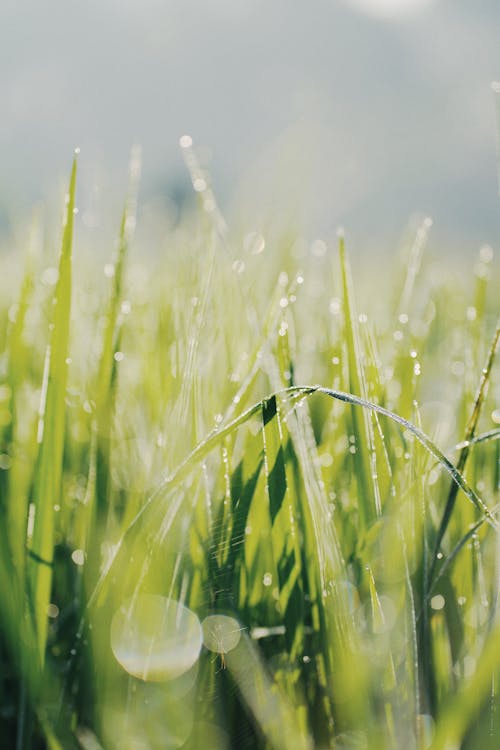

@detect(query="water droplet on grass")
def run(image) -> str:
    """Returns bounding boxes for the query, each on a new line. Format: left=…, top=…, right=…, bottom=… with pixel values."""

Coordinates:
left=202, top=614, right=241, bottom=654
left=111, top=595, right=202, bottom=681
left=71, top=549, right=85, bottom=566
left=466, top=306, right=477, bottom=321
left=480, top=244, right=494, bottom=263
left=0, top=454, right=12, bottom=470
left=179, top=134, right=193, bottom=149
left=431, top=595, right=445, bottom=611
left=193, top=177, right=207, bottom=192
left=244, top=232, right=265, bottom=255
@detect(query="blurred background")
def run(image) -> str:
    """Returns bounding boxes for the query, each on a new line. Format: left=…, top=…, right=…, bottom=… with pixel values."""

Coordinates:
left=1, top=0, right=500, bottom=257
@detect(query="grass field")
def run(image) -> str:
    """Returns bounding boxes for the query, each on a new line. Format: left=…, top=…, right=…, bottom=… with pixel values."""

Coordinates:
left=0, top=147, right=499, bottom=749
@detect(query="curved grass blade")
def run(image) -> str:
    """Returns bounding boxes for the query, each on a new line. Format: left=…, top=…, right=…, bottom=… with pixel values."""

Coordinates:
left=87, top=383, right=498, bottom=613
left=453, top=427, right=500, bottom=451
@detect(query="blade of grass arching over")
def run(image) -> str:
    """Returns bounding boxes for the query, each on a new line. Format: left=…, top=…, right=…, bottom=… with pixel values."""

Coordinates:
left=311, top=386, right=497, bottom=528
left=429, top=322, right=500, bottom=588
left=338, top=232, right=379, bottom=528
left=28, top=155, right=77, bottom=664
left=453, top=428, right=500, bottom=451
left=84, top=379, right=498, bottom=668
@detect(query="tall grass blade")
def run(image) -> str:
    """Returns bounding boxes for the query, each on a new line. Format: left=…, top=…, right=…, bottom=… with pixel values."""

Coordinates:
left=338, top=233, right=379, bottom=528
left=27, top=156, right=77, bottom=664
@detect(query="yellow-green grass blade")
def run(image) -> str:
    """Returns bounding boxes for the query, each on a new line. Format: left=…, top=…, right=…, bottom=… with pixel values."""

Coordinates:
left=338, top=233, right=379, bottom=529
left=28, top=156, right=77, bottom=665
left=94, top=148, right=140, bottom=516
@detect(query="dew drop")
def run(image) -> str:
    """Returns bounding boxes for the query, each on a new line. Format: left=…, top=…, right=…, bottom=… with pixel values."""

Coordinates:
left=71, top=549, right=85, bottom=566
left=202, top=614, right=241, bottom=654
left=47, top=603, right=59, bottom=618
left=431, top=595, right=445, bottom=611
left=111, top=595, right=202, bottom=682
left=179, top=134, right=193, bottom=149
left=193, top=177, right=207, bottom=192
left=0, top=454, right=12, bottom=470
left=466, top=306, right=477, bottom=322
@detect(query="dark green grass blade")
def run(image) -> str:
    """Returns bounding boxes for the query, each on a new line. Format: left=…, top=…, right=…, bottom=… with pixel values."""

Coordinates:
left=261, top=396, right=304, bottom=657
left=429, top=322, right=500, bottom=587
left=28, top=157, right=77, bottom=664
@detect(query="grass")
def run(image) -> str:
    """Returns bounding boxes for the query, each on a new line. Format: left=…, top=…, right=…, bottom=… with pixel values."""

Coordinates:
left=0, top=145, right=499, bottom=749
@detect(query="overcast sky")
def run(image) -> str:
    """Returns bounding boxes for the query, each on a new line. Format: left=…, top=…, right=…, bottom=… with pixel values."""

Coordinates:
left=1, top=0, right=500, bottom=255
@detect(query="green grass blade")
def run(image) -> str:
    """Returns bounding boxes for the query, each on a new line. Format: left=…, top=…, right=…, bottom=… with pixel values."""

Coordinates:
left=429, top=322, right=500, bottom=586
left=27, top=156, right=77, bottom=664
left=338, top=233, right=379, bottom=528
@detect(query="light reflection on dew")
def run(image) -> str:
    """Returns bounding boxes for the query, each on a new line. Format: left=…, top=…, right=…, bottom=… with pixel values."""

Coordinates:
left=71, top=549, right=85, bottom=566
left=193, top=177, right=207, bottom=192
left=244, top=232, right=265, bottom=255
left=201, top=614, right=242, bottom=654
left=110, top=595, right=202, bottom=682
left=430, top=594, right=445, bottom=611
left=179, top=134, right=193, bottom=149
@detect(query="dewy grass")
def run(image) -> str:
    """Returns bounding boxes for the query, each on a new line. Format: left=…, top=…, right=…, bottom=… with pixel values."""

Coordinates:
left=0, top=151, right=499, bottom=750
